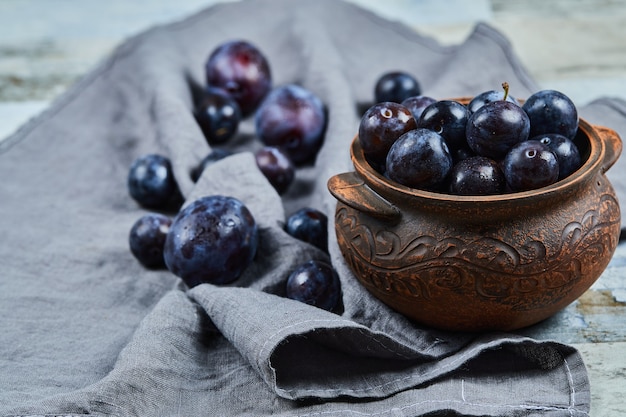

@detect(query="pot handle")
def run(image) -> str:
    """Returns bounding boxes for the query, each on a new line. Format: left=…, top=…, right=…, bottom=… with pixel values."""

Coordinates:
left=327, top=172, right=401, bottom=223
left=596, top=124, right=623, bottom=174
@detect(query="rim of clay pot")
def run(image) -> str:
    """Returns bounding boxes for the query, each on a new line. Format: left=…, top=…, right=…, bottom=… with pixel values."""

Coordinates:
left=350, top=117, right=604, bottom=208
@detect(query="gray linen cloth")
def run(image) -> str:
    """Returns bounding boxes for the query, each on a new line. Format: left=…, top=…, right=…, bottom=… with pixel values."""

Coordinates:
left=1, top=0, right=624, bottom=415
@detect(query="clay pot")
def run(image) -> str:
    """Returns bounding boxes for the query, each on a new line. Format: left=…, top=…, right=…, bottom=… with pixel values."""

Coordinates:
left=328, top=114, right=622, bottom=332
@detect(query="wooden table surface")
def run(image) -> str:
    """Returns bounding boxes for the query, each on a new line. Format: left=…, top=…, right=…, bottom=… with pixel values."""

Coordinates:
left=2, top=0, right=625, bottom=415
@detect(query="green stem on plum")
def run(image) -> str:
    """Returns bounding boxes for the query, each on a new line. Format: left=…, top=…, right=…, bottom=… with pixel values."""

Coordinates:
left=502, top=82, right=510, bottom=101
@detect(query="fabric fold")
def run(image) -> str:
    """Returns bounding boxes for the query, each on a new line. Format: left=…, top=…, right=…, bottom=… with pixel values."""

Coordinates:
left=3, top=289, right=590, bottom=416
left=189, top=284, right=590, bottom=410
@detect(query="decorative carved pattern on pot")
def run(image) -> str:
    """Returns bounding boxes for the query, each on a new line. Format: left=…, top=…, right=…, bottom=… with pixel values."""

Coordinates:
left=336, top=191, right=619, bottom=307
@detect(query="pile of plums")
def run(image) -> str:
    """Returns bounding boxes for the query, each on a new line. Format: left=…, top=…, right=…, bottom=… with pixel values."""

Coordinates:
left=126, top=40, right=340, bottom=313
left=194, top=40, right=327, bottom=194
left=360, top=75, right=582, bottom=196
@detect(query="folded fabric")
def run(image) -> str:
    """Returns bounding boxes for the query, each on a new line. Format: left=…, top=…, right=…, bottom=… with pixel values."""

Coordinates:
left=2, top=0, right=622, bottom=415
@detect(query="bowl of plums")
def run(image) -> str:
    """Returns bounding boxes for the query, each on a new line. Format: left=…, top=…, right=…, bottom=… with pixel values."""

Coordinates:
left=328, top=79, right=622, bottom=332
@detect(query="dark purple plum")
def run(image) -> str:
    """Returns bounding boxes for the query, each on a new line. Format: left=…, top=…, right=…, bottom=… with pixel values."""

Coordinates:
left=194, top=88, right=241, bottom=144
left=401, top=95, right=437, bottom=120
left=452, top=146, right=475, bottom=164
left=255, top=146, right=295, bottom=195
left=191, top=148, right=234, bottom=182
left=503, top=140, right=559, bottom=192
left=255, top=84, right=327, bottom=165
left=522, top=89, right=578, bottom=140
left=385, top=128, right=453, bottom=190
left=374, top=71, right=421, bottom=103
left=468, top=89, right=520, bottom=113
left=448, top=156, right=505, bottom=196
left=285, top=207, right=328, bottom=253
left=531, top=133, right=582, bottom=179
left=286, top=260, right=341, bottom=312
left=205, top=40, right=271, bottom=116
left=417, top=100, right=470, bottom=152
left=129, top=213, right=172, bottom=269
left=358, top=102, right=417, bottom=171
left=466, top=99, right=530, bottom=160
left=127, top=154, right=179, bottom=209
left=163, top=195, right=258, bottom=287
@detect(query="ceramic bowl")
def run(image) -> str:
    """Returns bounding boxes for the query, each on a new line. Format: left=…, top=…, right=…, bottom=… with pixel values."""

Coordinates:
left=328, top=104, right=622, bottom=332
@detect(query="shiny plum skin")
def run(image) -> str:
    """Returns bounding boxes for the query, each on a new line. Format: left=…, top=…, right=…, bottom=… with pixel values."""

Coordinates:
left=522, top=89, right=579, bottom=140
left=255, top=146, right=295, bottom=195
left=448, top=156, right=505, bottom=196
left=191, top=148, right=234, bottom=182
left=255, top=84, right=327, bottom=165
left=374, top=71, right=421, bottom=103
left=285, top=207, right=328, bottom=253
left=467, top=89, right=519, bottom=113
left=417, top=100, right=470, bottom=152
left=386, top=128, right=453, bottom=190
left=194, top=88, right=241, bottom=144
left=531, top=133, right=582, bottom=179
left=502, top=140, right=559, bottom=192
left=401, top=95, right=437, bottom=120
left=129, top=213, right=172, bottom=269
left=286, top=260, right=341, bottom=312
left=466, top=100, right=530, bottom=160
left=127, top=154, right=179, bottom=209
left=205, top=40, right=271, bottom=116
left=163, top=195, right=258, bottom=287
left=358, top=102, right=417, bottom=171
